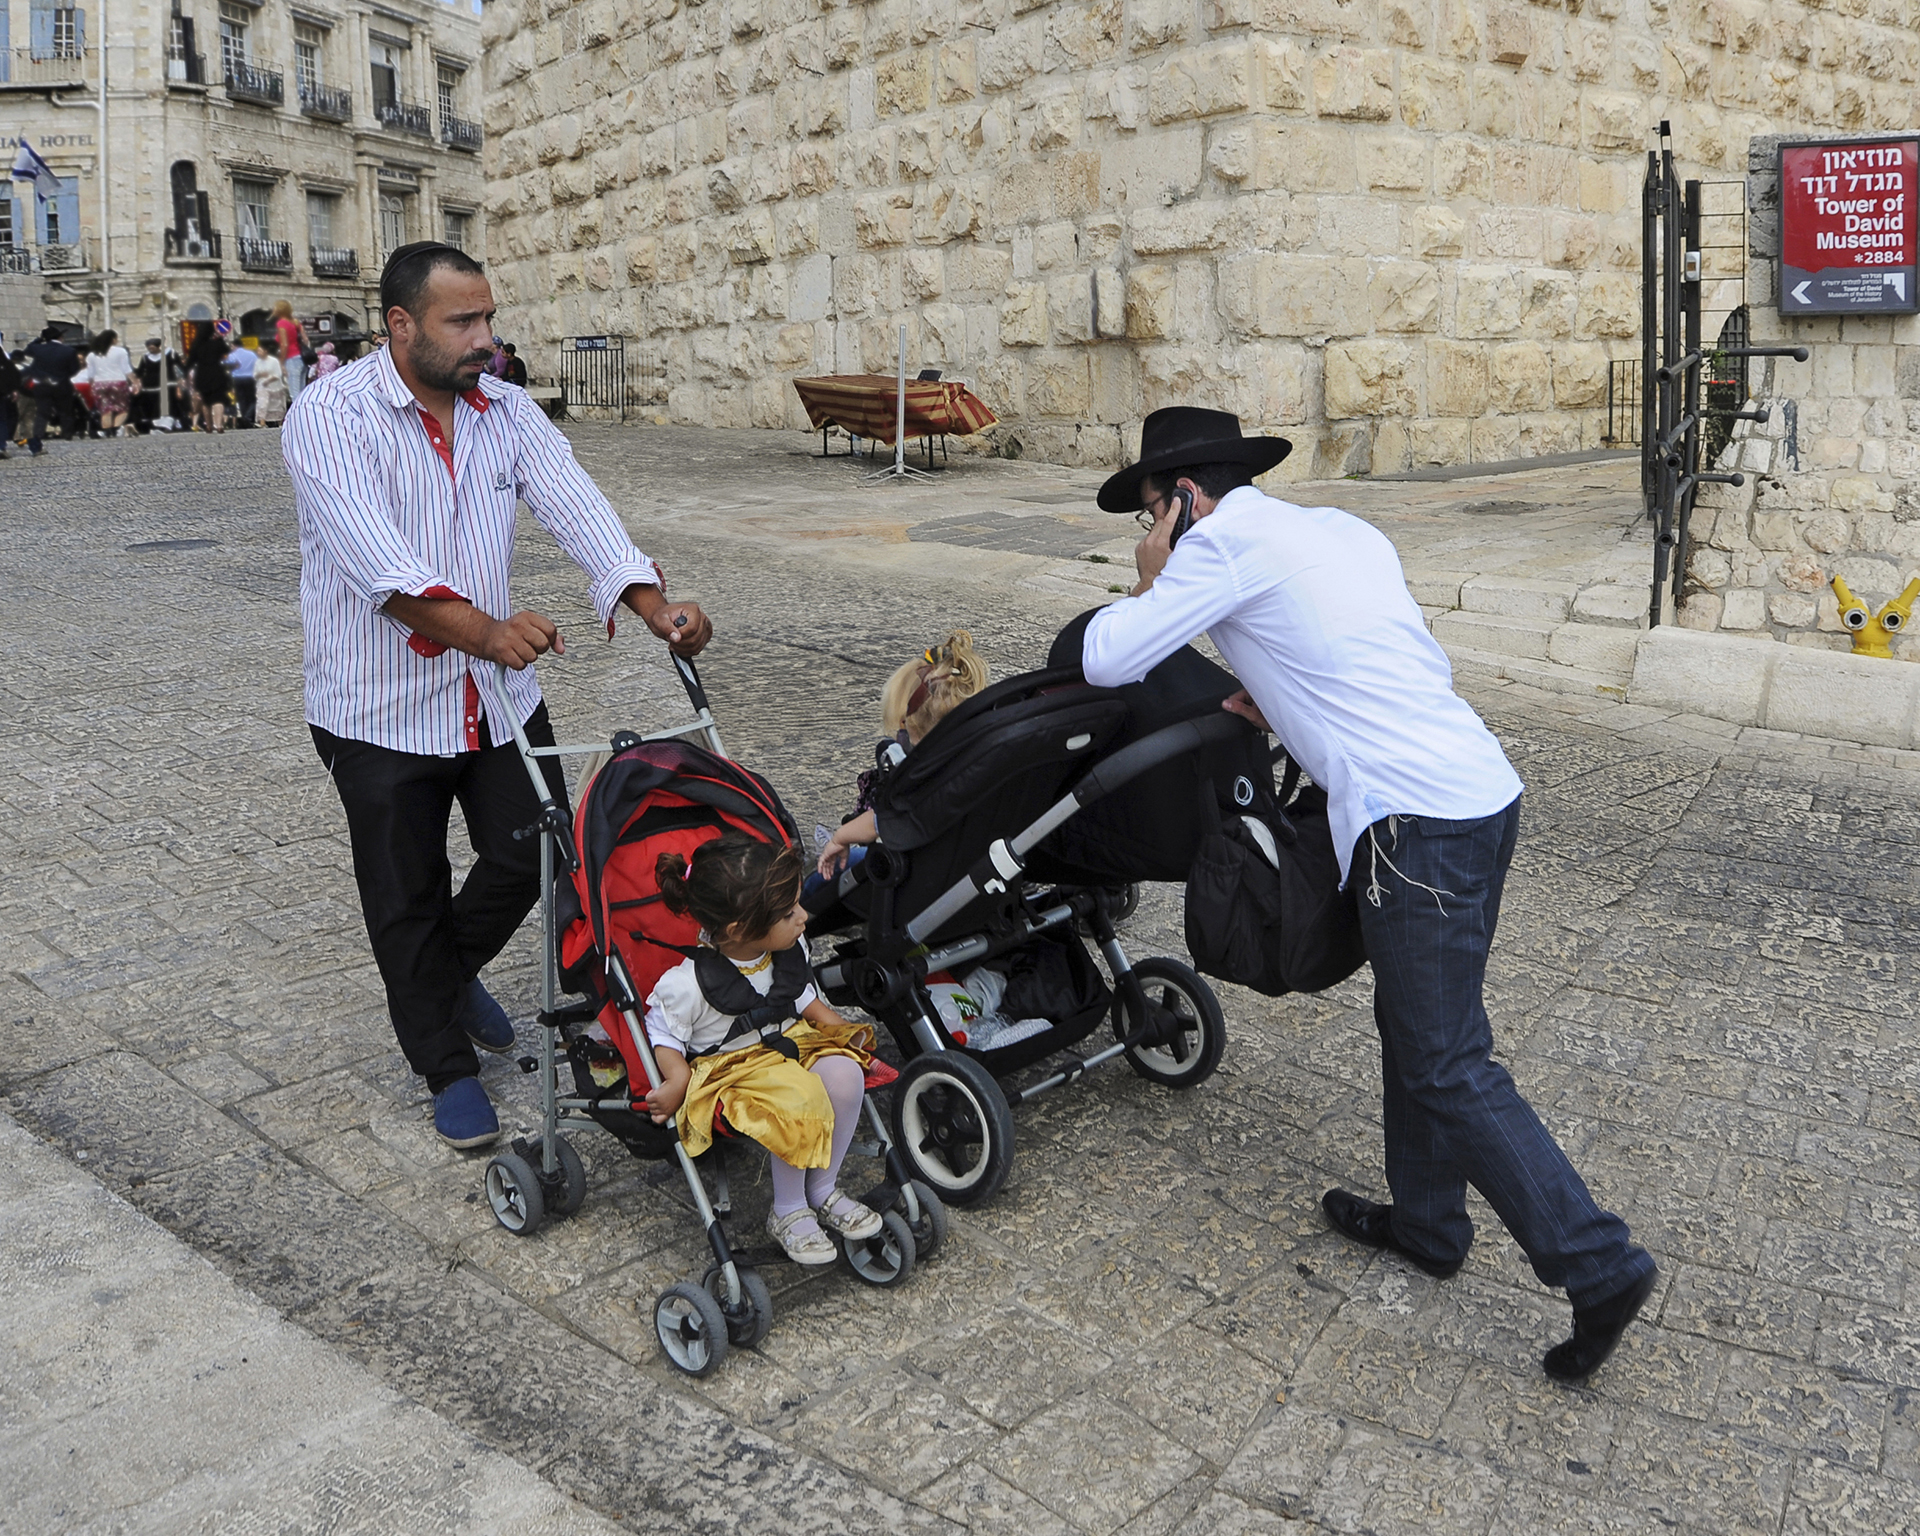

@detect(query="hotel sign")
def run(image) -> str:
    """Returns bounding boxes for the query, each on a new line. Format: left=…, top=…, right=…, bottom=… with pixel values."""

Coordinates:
left=1780, top=137, right=1918, bottom=315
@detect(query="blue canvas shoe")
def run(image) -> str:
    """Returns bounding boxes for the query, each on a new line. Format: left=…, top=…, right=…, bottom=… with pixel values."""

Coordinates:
left=433, top=1076, right=500, bottom=1149
left=458, top=979, right=516, bottom=1053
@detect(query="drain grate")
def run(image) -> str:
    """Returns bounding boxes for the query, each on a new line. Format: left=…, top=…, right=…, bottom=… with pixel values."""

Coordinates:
left=126, top=539, right=218, bottom=552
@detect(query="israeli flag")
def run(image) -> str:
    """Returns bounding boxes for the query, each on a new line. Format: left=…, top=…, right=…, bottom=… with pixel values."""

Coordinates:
left=10, top=140, right=62, bottom=201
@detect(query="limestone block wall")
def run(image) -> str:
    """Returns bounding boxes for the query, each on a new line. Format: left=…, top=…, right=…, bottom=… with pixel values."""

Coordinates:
left=481, top=0, right=1920, bottom=475
left=1682, top=133, right=1920, bottom=659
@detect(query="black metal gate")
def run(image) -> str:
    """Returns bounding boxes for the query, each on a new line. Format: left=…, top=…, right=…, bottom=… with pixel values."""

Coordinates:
left=1641, top=124, right=1806, bottom=626
left=557, top=335, right=626, bottom=421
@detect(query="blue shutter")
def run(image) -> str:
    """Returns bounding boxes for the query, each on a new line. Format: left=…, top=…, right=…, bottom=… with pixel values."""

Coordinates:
left=38, top=177, right=79, bottom=247
left=30, top=3, right=53, bottom=60
left=73, top=9, right=85, bottom=54
left=0, top=3, right=11, bottom=80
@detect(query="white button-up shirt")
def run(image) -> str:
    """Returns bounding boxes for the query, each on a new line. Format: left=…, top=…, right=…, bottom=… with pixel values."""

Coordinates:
left=284, top=347, right=659, bottom=754
left=1083, top=485, right=1523, bottom=882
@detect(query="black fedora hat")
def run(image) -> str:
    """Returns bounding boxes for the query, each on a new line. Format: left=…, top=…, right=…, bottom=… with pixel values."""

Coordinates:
left=1097, top=407, right=1291, bottom=514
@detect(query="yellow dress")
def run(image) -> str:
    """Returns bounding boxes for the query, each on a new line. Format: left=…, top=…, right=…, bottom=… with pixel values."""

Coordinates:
left=675, top=1016, right=875, bottom=1165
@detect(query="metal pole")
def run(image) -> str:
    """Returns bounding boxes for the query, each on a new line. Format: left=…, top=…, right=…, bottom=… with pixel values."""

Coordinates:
left=893, top=322, right=906, bottom=475
left=1675, top=177, right=1703, bottom=614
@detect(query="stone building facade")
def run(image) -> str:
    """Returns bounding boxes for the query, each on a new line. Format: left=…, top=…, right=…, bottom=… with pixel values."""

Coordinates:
left=1, top=0, right=483, bottom=348
left=1682, top=132, right=1920, bottom=661
left=480, top=0, right=1920, bottom=474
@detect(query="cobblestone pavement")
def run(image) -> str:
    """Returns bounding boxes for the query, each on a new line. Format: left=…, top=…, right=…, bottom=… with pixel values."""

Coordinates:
left=4, top=426, right=1920, bottom=1535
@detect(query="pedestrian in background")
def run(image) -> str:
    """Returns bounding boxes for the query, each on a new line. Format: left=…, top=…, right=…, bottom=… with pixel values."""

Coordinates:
left=227, top=339, right=258, bottom=427
left=189, top=328, right=232, bottom=433
left=273, top=301, right=311, bottom=402
left=255, top=338, right=289, bottom=426
left=19, top=325, right=79, bottom=456
left=0, top=347, right=18, bottom=457
left=83, top=330, right=134, bottom=438
left=313, top=340, right=340, bottom=379
left=502, top=343, right=527, bottom=388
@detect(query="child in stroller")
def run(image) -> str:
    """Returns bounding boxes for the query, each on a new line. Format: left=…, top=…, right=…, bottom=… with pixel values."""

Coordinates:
left=813, top=630, right=989, bottom=888
left=644, top=833, right=889, bottom=1267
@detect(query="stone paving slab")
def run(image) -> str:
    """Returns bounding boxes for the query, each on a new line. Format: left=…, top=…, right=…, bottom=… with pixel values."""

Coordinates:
left=4, top=425, right=1920, bottom=1533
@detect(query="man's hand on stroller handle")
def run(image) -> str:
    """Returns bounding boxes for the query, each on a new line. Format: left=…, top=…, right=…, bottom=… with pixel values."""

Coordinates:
left=624, top=582, right=713, bottom=657
left=1222, top=688, right=1271, bottom=732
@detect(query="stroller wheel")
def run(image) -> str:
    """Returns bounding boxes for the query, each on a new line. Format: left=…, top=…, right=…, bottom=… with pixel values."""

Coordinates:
left=842, top=1208, right=917, bottom=1287
left=1113, top=958, right=1227, bottom=1088
left=484, top=1150, right=546, bottom=1236
left=703, top=1264, right=774, bottom=1349
left=655, top=1280, right=731, bottom=1376
left=890, top=1052, right=1015, bottom=1207
left=528, top=1134, right=588, bottom=1217
left=903, top=1179, right=951, bottom=1262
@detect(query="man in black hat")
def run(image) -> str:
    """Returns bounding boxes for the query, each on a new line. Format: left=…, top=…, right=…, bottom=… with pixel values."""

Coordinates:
left=1082, top=407, right=1656, bottom=1384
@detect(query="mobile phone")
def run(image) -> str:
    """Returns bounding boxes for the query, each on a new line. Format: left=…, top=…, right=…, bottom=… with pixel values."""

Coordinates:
left=1168, top=486, right=1194, bottom=549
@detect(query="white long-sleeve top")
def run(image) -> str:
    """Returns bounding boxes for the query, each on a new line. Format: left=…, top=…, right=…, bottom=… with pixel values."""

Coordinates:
left=1082, top=485, right=1523, bottom=882
left=84, top=345, right=133, bottom=383
left=283, top=346, right=660, bottom=753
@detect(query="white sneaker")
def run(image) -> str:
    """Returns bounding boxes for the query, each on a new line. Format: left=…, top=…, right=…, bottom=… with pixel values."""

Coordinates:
left=811, top=1187, right=882, bottom=1240
left=768, top=1208, right=837, bottom=1265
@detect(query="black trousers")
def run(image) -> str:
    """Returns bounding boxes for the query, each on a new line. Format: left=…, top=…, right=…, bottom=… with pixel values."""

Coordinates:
left=311, top=705, right=568, bottom=1093
left=233, top=378, right=256, bottom=426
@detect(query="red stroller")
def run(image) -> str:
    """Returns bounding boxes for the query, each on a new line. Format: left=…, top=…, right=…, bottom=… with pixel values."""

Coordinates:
left=475, top=656, right=947, bottom=1377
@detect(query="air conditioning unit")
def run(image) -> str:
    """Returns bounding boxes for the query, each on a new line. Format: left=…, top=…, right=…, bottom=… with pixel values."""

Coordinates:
left=183, top=237, right=212, bottom=259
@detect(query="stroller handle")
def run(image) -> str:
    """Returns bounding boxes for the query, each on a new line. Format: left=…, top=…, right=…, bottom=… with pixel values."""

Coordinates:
left=905, top=710, right=1251, bottom=944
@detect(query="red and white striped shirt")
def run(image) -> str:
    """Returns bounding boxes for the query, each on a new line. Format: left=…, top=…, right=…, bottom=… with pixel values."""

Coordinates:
left=284, top=346, right=660, bottom=754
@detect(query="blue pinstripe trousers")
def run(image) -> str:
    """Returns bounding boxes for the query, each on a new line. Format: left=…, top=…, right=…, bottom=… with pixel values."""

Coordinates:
left=1353, top=800, right=1654, bottom=1309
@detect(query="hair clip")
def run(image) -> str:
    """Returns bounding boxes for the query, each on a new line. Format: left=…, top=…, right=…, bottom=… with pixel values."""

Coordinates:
left=924, top=644, right=948, bottom=667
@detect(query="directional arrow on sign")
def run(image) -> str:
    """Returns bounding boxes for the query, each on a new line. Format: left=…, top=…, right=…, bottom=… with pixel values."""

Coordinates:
left=1888, top=273, right=1908, bottom=300
left=1791, top=280, right=1813, bottom=303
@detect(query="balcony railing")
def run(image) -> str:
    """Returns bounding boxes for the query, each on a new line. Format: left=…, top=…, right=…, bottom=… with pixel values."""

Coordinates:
left=225, top=59, right=283, bottom=107
left=440, top=113, right=481, bottom=152
left=0, top=47, right=95, bottom=90
left=299, top=81, right=351, bottom=121
left=375, top=98, right=431, bottom=136
left=236, top=236, right=292, bottom=272
left=166, top=50, right=206, bottom=86
left=165, top=229, right=223, bottom=263
left=1, top=238, right=91, bottom=273
left=311, top=246, right=359, bottom=279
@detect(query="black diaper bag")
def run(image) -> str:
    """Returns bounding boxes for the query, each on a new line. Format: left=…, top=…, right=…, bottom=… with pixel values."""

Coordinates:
left=1183, top=756, right=1367, bottom=996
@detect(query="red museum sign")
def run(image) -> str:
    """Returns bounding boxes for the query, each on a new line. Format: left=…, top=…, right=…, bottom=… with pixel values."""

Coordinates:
left=1779, top=137, right=1918, bottom=315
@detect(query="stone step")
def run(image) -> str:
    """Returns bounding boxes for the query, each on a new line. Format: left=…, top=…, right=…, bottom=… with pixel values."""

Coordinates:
left=1547, top=620, right=1641, bottom=677
left=1443, top=644, right=1630, bottom=698
left=1459, top=574, right=1578, bottom=622
left=1431, top=609, right=1557, bottom=660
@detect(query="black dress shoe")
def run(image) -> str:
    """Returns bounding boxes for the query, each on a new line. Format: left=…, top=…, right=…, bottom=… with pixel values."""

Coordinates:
left=1543, top=1267, right=1658, bottom=1383
left=1320, top=1188, right=1463, bottom=1279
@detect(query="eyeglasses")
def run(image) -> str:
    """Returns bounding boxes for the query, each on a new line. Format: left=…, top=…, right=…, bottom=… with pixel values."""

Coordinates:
left=1134, top=491, right=1170, bottom=533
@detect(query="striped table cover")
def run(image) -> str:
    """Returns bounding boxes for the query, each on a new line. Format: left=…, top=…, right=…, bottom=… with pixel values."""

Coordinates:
left=791, top=374, right=998, bottom=446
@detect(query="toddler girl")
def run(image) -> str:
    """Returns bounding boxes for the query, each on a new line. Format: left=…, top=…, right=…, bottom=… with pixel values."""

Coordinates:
left=815, top=630, right=990, bottom=882
left=645, top=833, right=883, bottom=1264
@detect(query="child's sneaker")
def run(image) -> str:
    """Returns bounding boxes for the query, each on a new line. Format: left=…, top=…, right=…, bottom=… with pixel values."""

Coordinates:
left=811, top=1188, right=882, bottom=1240
left=768, top=1208, right=838, bottom=1265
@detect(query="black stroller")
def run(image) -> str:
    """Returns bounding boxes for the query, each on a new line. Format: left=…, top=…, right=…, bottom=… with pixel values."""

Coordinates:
left=805, top=615, right=1282, bottom=1205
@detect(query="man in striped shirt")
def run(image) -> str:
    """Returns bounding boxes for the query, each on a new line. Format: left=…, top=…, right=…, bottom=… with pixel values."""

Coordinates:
left=285, top=242, right=711, bottom=1148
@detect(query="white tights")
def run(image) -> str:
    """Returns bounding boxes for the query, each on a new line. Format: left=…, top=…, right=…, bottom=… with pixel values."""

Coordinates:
left=768, top=1054, right=866, bottom=1220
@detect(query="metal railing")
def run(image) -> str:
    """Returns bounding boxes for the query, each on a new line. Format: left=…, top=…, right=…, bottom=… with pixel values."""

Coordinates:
left=311, top=246, right=359, bottom=278
left=441, top=113, right=482, bottom=152
left=165, top=229, right=223, bottom=262
left=225, top=59, right=284, bottom=107
left=1603, top=359, right=1641, bottom=447
left=557, top=336, right=627, bottom=421
left=375, top=99, right=432, bottom=136
left=166, top=50, right=206, bottom=86
left=0, top=47, right=95, bottom=89
left=0, top=247, right=33, bottom=274
left=38, top=240, right=88, bottom=273
left=236, top=236, right=293, bottom=271
left=299, top=82, right=351, bottom=121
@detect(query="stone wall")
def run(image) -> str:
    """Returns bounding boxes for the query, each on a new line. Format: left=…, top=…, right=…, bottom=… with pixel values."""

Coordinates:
left=481, top=0, right=1920, bottom=475
left=1682, top=132, right=1920, bottom=659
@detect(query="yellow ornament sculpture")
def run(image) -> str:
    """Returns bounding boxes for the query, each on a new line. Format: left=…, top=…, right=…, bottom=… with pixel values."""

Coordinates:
left=1832, top=574, right=1920, bottom=659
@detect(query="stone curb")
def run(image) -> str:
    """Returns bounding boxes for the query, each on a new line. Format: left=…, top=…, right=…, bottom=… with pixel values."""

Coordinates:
left=1629, top=626, right=1920, bottom=748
